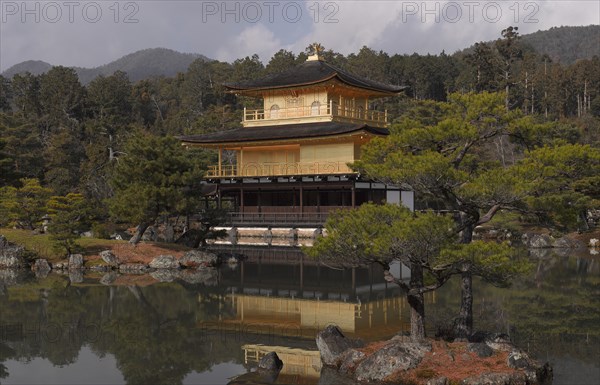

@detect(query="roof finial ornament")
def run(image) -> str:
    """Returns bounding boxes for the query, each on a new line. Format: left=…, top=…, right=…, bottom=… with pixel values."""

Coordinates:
left=307, top=43, right=325, bottom=62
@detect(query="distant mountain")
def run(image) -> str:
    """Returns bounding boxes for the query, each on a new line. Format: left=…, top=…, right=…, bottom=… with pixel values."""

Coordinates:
left=2, top=48, right=210, bottom=84
left=520, top=25, right=600, bottom=64
left=457, top=25, right=599, bottom=64
left=2, top=60, right=53, bottom=78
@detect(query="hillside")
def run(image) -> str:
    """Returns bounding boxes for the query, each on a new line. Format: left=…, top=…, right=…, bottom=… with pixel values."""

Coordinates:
left=521, top=25, right=600, bottom=64
left=2, top=48, right=210, bottom=84
left=457, top=25, right=599, bottom=64
left=2, top=60, right=53, bottom=78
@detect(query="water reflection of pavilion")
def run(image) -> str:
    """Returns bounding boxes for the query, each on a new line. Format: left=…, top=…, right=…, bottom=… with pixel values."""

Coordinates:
left=242, top=344, right=321, bottom=382
left=205, top=246, right=437, bottom=341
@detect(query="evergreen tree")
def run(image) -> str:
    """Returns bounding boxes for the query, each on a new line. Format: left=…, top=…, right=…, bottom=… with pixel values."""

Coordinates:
left=108, top=132, right=206, bottom=244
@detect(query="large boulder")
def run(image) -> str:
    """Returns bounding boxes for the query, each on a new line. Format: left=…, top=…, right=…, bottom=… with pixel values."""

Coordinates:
left=552, top=237, right=583, bottom=249
left=467, top=342, right=493, bottom=358
left=149, top=255, right=180, bottom=269
left=32, top=259, right=51, bottom=273
left=68, top=254, right=84, bottom=269
left=99, top=250, right=119, bottom=267
left=316, top=325, right=364, bottom=367
left=0, top=235, right=8, bottom=248
left=0, top=236, right=25, bottom=268
left=353, top=339, right=431, bottom=382
left=180, top=250, right=218, bottom=268
left=527, top=234, right=554, bottom=248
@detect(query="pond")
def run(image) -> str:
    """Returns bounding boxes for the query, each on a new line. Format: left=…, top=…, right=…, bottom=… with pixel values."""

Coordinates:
left=0, top=248, right=598, bottom=384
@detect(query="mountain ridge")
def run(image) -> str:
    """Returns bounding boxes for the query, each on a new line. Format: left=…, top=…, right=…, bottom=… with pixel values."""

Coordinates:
left=3, top=25, right=598, bottom=83
left=2, top=47, right=210, bottom=84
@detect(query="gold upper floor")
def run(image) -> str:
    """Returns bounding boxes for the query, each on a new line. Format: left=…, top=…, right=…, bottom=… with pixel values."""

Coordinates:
left=241, top=85, right=388, bottom=128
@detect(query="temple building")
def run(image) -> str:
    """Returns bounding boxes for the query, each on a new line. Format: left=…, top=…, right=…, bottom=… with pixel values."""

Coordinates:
left=180, top=49, right=413, bottom=226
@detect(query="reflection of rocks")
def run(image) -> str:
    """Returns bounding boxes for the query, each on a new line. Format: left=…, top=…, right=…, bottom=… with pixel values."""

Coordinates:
left=118, top=263, right=150, bottom=274
left=0, top=269, right=26, bottom=286
left=318, top=367, right=362, bottom=385
left=68, top=254, right=84, bottom=269
left=528, top=248, right=553, bottom=259
left=100, top=250, right=119, bottom=266
left=258, top=352, right=283, bottom=371
left=151, top=269, right=178, bottom=282
left=100, top=272, right=118, bottom=285
left=180, top=250, right=218, bottom=268
left=149, top=255, right=180, bottom=269
left=33, top=259, right=51, bottom=279
left=69, top=269, right=84, bottom=283
left=228, top=352, right=283, bottom=385
left=177, top=268, right=218, bottom=285
left=316, top=325, right=364, bottom=366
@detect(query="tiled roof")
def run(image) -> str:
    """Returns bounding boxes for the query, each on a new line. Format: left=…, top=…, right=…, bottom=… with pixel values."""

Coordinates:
left=179, top=122, right=388, bottom=145
left=225, top=60, right=406, bottom=94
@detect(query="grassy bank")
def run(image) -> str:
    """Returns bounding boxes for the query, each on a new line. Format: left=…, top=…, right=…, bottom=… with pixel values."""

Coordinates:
left=1, top=228, right=191, bottom=264
left=0, top=228, right=125, bottom=262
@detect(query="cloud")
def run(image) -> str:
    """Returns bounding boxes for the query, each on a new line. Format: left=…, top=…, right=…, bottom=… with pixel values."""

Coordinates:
left=1, top=1, right=598, bottom=72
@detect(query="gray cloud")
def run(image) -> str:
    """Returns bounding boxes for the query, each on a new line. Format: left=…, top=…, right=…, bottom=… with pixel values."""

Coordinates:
left=1, top=0, right=598, bottom=72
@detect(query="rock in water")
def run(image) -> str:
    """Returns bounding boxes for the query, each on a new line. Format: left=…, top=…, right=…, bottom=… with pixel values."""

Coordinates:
left=149, top=255, right=180, bottom=269
left=179, top=250, right=218, bottom=268
left=316, top=325, right=364, bottom=366
left=32, top=259, right=51, bottom=272
left=258, top=352, right=283, bottom=372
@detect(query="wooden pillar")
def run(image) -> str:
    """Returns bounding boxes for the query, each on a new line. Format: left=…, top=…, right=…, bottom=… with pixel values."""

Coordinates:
left=240, top=148, right=244, bottom=176
left=257, top=188, right=261, bottom=213
left=351, top=187, right=356, bottom=208
left=300, top=184, right=304, bottom=214
left=218, top=147, right=222, bottom=176
left=316, top=187, right=320, bottom=213
left=240, top=186, right=244, bottom=212
left=300, top=254, right=304, bottom=291
left=217, top=185, right=222, bottom=209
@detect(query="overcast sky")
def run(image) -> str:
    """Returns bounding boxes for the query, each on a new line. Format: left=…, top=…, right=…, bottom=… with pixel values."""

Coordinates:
left=1, top=0, right=598, bottom=72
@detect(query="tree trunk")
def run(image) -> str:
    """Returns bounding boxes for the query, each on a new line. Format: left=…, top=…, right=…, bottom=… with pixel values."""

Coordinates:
left=408, top=262, right=426, bottom=341
left=407, top=291, right=426, bottom=341
left=456, top=217, right=475, bottom=339
left=454, top=270, right=473, bottom=339
left=129, top=222, right=152, bottom=245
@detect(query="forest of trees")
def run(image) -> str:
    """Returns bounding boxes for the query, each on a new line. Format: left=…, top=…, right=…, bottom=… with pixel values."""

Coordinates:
left=0, top=29, right=599, bottom=245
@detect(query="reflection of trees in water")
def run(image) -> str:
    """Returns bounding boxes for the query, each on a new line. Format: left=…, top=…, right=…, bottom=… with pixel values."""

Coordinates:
left=0, top=277, right=239, bottom=384
left=431, top=254, right=599, bottom=366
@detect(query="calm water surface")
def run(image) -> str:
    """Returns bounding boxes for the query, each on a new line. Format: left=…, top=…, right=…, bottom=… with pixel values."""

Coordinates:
left=0, top=247, right=598, bottom=384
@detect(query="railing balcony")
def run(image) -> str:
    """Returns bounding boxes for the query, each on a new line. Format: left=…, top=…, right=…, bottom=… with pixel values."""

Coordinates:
left=206, top=161, right=354, bottom=178
left=243, top=100, right=387, bottom=127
